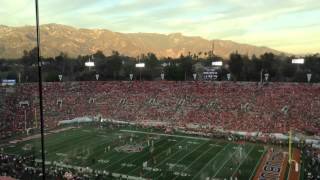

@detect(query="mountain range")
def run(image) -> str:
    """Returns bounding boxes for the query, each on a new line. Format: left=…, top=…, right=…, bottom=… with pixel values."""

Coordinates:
left=0, top=24, right=285, bottom=59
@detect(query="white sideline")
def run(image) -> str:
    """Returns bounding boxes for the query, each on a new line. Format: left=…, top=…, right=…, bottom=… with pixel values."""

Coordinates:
left=120, top=130, right=210, bottom=141
left=248, top=148, right=267, bottom=180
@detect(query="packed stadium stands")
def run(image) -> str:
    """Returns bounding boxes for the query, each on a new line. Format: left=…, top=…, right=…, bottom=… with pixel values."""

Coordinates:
left=0, top=87, right=17, bottom=139
left=1, top=81, right=319, bottom=136
left=302, top=147, right=320, bottom=179
left=0, top=153, right=113, bottom=179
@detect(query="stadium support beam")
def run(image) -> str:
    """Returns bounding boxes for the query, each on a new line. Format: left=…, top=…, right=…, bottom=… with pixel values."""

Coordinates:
left=35, top=0, right=46, bottom=178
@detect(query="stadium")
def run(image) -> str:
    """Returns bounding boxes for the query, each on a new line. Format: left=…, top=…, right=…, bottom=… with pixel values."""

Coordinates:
left=1, top=81, right=320, bottom=179
left=1, top=0, right=320, bottom=180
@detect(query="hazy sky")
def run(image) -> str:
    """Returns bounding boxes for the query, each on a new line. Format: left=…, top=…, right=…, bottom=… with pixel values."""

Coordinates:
left=1, top=0, right=320, bottom=54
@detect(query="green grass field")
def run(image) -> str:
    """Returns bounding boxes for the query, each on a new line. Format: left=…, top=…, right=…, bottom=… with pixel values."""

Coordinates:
left=3, top=126, right=267, bottom=180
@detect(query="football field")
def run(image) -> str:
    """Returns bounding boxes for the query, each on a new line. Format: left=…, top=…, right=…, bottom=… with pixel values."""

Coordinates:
left=3, top=126, right=267, bottom=179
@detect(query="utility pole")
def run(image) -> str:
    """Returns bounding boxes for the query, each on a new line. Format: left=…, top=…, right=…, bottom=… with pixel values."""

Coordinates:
left=35, top=0, right=46, bottom=178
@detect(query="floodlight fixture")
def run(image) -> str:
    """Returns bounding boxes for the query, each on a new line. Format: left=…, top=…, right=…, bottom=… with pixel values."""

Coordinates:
left=161, top=63, right=168, bottom=67
left=135, top=63, right=145, bottom=68
left=307, top=73, right=312, bottom=83
left=136, top=63, right=145, bottom=81
left=85, top=61, right=95, bottom=67
left=292, top=58, right=304, bottom=64
left=85, top=56, right=95, bottom=67
left=212, top=61, right=223, bottom=66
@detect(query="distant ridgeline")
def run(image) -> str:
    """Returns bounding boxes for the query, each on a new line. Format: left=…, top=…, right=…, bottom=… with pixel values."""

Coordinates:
left=0, top=24, right=284, bottom=59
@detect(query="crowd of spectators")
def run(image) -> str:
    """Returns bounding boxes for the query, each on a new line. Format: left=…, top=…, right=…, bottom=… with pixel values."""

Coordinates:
left=0, top=153, right=117, bottom=179
left=1, top=81, right=320, bottom=136
left=0, top=87, right=19, bottom=139
left=0, top=153, right=40, bottom=179
left=0, top=81, right=319, bottom=179
left=301, top=147, right=320, bottom=179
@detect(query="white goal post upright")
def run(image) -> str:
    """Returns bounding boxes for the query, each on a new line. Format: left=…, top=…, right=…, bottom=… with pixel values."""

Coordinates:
left=288, top=128, right=292, bottom=164
left=288, top=128, right=299, bottom=172
left=287, top=128, right=300, bottom=179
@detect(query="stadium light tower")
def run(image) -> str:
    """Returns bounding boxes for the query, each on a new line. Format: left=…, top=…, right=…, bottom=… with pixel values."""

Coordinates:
left=307, top=72, right=312, bottom=83
left=264, top=73, right=269, bottom=82
left=292, top=58, right=306, bottom=82
left=85, top=55, right=95, bottom=70
left=260, top=69, right=269, bottom=83
left=227, top=73, right=231, bottom=81
left=292, top=58, right=304, bottom=71
left=129, top=73, right=134, bottom=81
left=161, top=72, right=165, bottom=80
left=135, top=63, right=145, bottom=81
left=193, top=73, right=197, bottom=81
left=58, top=74, right=63, bottom=82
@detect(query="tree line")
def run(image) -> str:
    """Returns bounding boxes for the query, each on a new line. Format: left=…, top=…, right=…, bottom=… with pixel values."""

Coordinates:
left=0, top=48, right=319, bottom=83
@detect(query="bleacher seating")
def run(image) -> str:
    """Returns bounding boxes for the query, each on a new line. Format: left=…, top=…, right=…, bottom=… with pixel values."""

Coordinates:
left=1, top=81, right=320, bottom=135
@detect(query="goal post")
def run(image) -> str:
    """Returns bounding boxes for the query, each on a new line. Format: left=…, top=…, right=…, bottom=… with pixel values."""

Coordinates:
left=288, top=128, right=292, bottom=163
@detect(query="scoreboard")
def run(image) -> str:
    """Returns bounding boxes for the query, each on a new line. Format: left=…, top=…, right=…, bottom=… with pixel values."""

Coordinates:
left=202, top=67, right=219, bottom=80
left=1, top=79, right=16, bottom=86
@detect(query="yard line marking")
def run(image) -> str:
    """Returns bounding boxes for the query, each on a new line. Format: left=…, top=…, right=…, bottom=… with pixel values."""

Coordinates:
left=143, top=138, right=195, bottom=177
left=191, top=143, right=231, bottom=180
left=248, top=148, right=267, bottom=180
left=150, top=141, right=211, bottom=180
left=94, top=133, right=148, bottom=167
left=231, top=145, right=255, bottom=177
left=119, top=136, right=182, bottom=174
left=111, top=136, right=170, bottom=172
left=163, top=140, right=209, bottom=179
left=171, top=141, right=209, bottom=164
left=130, top=138, right=189, bottom=176
left=212, top=144, right=240, bottom=178
left=120, top=130, right=210, bottom=141
left=172, top=145, right=216, bottom=180
left=107, top=137, right=167, bottom=169
left=104, top=135, right=164, bottom=169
